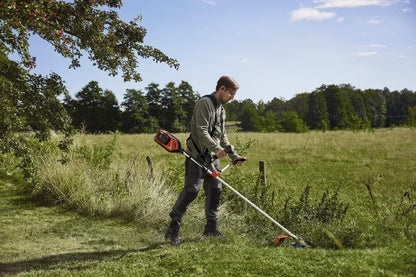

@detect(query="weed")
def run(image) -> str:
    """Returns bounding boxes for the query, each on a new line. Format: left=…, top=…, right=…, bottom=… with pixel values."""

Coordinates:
left=365, top=183, right=416, bottom=242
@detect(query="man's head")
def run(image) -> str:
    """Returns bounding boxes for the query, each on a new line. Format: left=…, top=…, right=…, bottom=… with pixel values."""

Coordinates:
left=215, top=76, right=239, bottom=104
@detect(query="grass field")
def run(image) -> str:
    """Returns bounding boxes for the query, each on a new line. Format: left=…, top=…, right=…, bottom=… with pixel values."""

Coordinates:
left=1, top=128, right=415, bottom=276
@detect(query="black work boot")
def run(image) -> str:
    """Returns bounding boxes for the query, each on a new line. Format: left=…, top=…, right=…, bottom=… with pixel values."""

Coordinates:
left=165, top=219, right=182, bottom=246
left=203, top=219, right=225, bottom=237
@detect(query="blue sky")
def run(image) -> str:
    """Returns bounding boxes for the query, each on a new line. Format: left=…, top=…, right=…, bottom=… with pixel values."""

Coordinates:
left=26, top=0, right=415, bottom=103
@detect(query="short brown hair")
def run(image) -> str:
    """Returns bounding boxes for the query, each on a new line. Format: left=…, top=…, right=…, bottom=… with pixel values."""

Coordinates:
left=216, top=76, right=239, bottom=91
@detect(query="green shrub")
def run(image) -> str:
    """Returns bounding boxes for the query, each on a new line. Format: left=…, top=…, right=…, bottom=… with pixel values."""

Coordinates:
left=72, top=132, right=117, bottom=169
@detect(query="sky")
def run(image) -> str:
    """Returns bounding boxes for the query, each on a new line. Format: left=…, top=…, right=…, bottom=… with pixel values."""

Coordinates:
left=25, top=0, right=415, bottom=103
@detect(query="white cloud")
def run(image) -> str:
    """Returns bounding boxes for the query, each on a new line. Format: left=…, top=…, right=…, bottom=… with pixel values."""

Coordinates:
left=314, top=0, right=401, bottom=8
left=367, top=44, right=388, bottom=48
left=402, top=8, right=412, bottom=12
left=367, top=19, right=381, bottom=24
left=240, top=58, right=249, bottom=64
left=337, top=17, right=345, bottom=22
left=398, top=55, right=407, bottom=59
left=353, top=51, right=378, bottom=56
left=201, top=0, right=215, bottom=5
left=290, top=7, right=336, bottom=21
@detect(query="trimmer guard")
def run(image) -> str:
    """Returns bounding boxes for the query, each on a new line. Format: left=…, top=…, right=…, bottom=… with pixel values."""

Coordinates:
left=274, top=234, right=291, bottom=245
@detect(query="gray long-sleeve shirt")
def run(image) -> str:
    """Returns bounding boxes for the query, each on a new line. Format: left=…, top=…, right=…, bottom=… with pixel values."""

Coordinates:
left=187, top=93, right=238, bottom=160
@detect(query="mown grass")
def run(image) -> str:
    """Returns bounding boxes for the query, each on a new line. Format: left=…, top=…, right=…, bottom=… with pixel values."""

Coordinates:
left=1, top=178, right=414, bottom=277
left=1, top=128, right=415, bottom=276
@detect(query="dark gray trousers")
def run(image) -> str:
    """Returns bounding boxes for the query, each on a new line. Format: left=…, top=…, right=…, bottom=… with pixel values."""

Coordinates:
left=169, top=157, right=222, bottom=222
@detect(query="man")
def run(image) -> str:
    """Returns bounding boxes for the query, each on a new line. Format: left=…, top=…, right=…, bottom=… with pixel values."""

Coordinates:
left=165, top=76, right=246, bottom=246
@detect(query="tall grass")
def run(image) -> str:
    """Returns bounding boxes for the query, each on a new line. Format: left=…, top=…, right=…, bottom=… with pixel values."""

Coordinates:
left=222, top=128, right=416, bottom=248
left=36, top=134, right=176, bottom=228
left=31, top=128, right=416, bottom=248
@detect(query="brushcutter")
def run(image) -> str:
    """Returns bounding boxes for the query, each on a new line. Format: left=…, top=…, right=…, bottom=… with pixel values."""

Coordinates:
left=154, top=130, right=309, bottom=247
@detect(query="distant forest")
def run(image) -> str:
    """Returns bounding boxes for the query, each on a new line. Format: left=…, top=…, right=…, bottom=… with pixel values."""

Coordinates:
left=62, top=81, right=416, bottom=133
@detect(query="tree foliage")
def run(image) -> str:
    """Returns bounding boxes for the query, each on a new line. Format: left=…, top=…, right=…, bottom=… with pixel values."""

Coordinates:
left=225, top=84, right=416, bottom=132
left=64, top=81, right=199, bottom=133
left=307, top=90, right=329, bottom=130
left=0, top=0, right=179, bottom=81
left=0, top=47, right=70, bottom=140
left=0, top=0, right=180, bottom=185
left=121, top=89, right=154, bottom=133
left=0, top=46, right=71, bottom=184
left=408, top=106, right=416, bottom=128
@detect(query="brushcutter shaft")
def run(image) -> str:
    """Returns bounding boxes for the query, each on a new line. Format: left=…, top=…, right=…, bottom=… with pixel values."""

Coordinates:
left=217, top=176, right=299, bottom=240
left=220, top=163, right=232, bottom=173
left=182, top=150, right=298, bottom=240
left=182, top=151, right=218, bottom=178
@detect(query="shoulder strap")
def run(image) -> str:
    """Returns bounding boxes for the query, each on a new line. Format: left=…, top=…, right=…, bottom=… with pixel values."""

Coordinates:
left=188, top=94, right=222, bottom=156
left=203, top=94, right=218, bottom=110
left=202, top=94, right=221, bottom=137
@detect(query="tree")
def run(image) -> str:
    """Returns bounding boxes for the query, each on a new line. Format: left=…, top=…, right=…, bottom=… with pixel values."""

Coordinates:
left=265, top=97, right=287, bottom=118
left=121, top=89, right=157, bottom=133
left=286, top=93, right=309, bottom=123
left=1, top=0, right=180, bottom=182
left=0, top=46, right=71, bottom=184
left=178, top=81, right=199, bottom=125
left=100, top=89, right=120, bottom=132
left=279, top=111, right=309, bottom=133
left=307, top=89, right=329, bottom=130
left=261, top=110, right=280, bottom=132
left=383, top=87, right=400, bottom=127
left=71, top=81, right=103, bottom=132
left=347, top=88, right=369, bottom=129
left=160, top=82, right=187, bottom=132
left=323, top=85, right=354, bottom=129
left=399, top=89, right=416, bottom=126
left=225, top=100, right=244, bottom=122
left=408, top=106, right=416, bottom=128
left=364, top=89, right=386, bottom=128
left=145, top=83, right=163, bottom=123
left=1, top=0, right=179, bottom=138
left=143, top=81, right=198, bottom=132
left=239, top=100, right=261, bottom=132
left=0, top=0, right=179, bottom=81
left=0, top=47, right=30, bottom=141
left=24, top=72, right=70, bottom=140
left=0, top=47, right=69, bottom=141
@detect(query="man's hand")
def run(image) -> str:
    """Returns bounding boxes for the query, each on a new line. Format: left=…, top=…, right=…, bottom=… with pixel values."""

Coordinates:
left=215, top=148, right=228, bottom=159
left=233, top=156, right=247, bottom=165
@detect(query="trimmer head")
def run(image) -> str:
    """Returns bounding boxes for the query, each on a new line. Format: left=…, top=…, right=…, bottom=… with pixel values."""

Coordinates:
left=274, top=234, right=310, bottom=248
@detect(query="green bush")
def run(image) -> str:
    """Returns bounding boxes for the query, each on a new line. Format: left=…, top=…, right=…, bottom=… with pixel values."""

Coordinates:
left=279, top=111, right=309, bottom=133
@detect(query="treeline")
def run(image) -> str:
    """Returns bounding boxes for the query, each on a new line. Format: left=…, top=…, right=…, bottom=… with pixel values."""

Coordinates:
left=63, top=82, right=416, bottom=133
left=227, top=84, right=416, bottom=132
left=63, top=81, right=199, bottom=133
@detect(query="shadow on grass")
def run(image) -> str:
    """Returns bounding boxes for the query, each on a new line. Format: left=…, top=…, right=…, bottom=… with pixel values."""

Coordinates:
left=0, top=243, right=163, bottom=275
